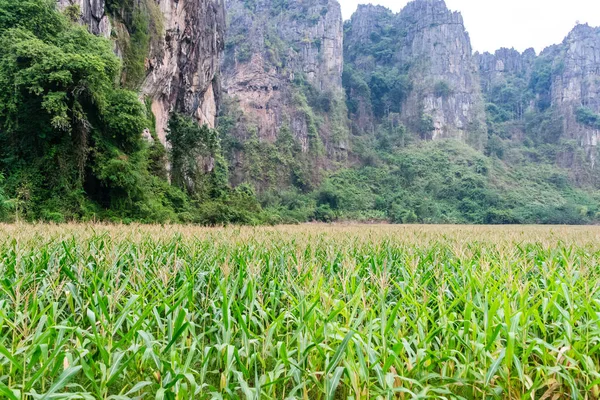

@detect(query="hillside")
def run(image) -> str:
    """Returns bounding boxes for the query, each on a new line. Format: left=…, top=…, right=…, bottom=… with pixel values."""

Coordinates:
left=0, top=0, right=599, bottom=224
left=220, top=0, right=600, bottom=224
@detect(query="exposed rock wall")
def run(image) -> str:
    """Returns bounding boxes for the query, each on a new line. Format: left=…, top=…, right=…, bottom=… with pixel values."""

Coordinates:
left=344, top=0, right=487, bottom=146
left=57, top=0, right=600, bottom=177
left=549, top=25, right=600, bottom=161
left=474, top=48, right=537, bottom=140
left=475, top=25, right=600, bottom=167
left=398, top=0, right=486, bottom=144
left=141, top=0, right=225, bottom=144
left=343, top=4, right=391, bottom=135
left=222, top=0, right=346, bottom=139
left=221, top=0, right=349, bottom=188
left=477, top=48, right=536, bottom=93
left=57, top=0, right=111, bottom=37
left=57, top=0, right=226, bottom=146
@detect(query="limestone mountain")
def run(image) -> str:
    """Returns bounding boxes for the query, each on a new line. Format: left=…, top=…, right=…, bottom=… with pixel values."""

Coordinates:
left=7, top=0, right=600, bottom=224
left=343, top=0, right=486, bottom=147
left=58, top=0, right=226, bottom=144
left=219, top=0, right=349, bottom=190
left=476, top=24, right=600, bottom=182
left=549, top=25, right=600, bottom=164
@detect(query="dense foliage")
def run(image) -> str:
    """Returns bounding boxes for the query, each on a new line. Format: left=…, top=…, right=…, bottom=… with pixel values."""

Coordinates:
left=2, top=224, right=600, bottom=398
left=0, top=0, right=151, bottom=221
left=256, top=140, right=600, bottom=225
left=0, top=0, right=264, bottom=224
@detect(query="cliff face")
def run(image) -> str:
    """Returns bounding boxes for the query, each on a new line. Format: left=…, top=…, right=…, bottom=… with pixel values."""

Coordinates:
left=57, top=0, right=600, bottom=182
left=342, top=4, right=391, bottom=135
left=549, top=25, right=600, bottom=162
left=220, top=0, right=348, bottom=189
left=344, top=0, right=486, bottom=146
left=398, top=0, right=486, bottom=144
left=477, top=48, right=536, bottom=94
left=474, top=48, right=537, bottom=141
left=474, top=25, right=600, bottom=171
left=57, top=0, right=111, bottom=37
left=141, top=0, right=225, bottom=144
left=58, top=0, right=226, bottom=145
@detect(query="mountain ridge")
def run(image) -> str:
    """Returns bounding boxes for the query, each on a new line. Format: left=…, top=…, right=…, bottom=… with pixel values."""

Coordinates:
left=0, top=0, right=598, bottom=225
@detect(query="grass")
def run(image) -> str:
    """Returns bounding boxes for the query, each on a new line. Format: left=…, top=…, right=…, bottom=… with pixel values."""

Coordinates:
left=0, top=223, right=600, bottom=399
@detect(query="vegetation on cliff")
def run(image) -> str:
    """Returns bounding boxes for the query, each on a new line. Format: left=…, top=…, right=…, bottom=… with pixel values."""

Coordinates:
left=0, top=0, right=260, bottom=224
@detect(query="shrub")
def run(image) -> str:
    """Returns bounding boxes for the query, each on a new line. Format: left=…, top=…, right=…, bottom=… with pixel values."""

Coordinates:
left=434, top=80, right=453, bottom=99
left=313, top=204, right=336, bottom=222
left=576, top=106, right=600, bottom=129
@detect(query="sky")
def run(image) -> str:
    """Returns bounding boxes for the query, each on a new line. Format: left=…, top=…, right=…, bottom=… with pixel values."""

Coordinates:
left=339, top=0, right=600, bottom=54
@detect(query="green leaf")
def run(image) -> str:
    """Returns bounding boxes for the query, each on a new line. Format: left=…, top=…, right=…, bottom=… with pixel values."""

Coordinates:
left=327, top=331, right=354, bottom=374
left=40, top=365, right=82, bottom=400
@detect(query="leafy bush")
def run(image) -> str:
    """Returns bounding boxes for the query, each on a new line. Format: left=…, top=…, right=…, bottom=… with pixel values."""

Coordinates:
left=0, top=0, right=216, bottom=224
left=0, top=173, right=9, bottom=220
left=313, top=204, right=336, bottom=222
left=530, top=57, right=554, bottom=111
left=167, top=113, right=226, bottom=197
left=576, top=106, right=600, bottom=129
left=434, top=80, right=453, bottom=99
left=485, top=135, right=505, bottom=158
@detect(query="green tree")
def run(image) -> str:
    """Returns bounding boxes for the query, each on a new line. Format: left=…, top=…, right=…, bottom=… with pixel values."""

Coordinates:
left=167, top=113, right=228, bottom=198
left=0, top=173, right=10, bottom=220
left=576, top=106, right=600, bottom=129
left=0, top=0, right=178, bottom=221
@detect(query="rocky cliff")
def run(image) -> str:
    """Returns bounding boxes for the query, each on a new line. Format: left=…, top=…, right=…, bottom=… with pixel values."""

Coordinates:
left=58, top=0, right=226, bottom=145
left=220, top=0, right=349, bottom=189
left=344, top=0, right=486, bottom=146
left=474, top=25, right=600, bottom=171
left=58, top=0, right=600, bottom=185
left=549, top=25, right=600, bottom=163
left=398, top=0, right=486, bottom=144
left=57, top=0, right=111, bottom=36
left=141, top=0, right=225, bottom=144
left=474, top=48, right=537, bottom=141
left=477, top=48, right=536, bottom=94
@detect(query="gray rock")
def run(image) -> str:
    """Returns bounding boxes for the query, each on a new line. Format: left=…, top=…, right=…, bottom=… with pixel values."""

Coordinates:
left=221, top=0, right=349, bottom=186
left=57, top=0, right=111, bottom=37
left=57, top=0, right=226, bottom=146
left=475, top=24, right=600, bottom=167
left=141, top=0, right=226, bottom=144
left=476, top=48, right=536, bottom=93
left=549, top=24, right=600, bottom=163
left=345, top=0, right=487, bottom=146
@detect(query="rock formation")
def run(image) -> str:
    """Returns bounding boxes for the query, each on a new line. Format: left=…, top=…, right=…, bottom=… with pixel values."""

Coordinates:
left=477, top=48, right=536, bottom=94
left=220, top=0, right=349, bottom=188
left=57, top=0, right=111, bottom=37
left=140, top=0, right=225, bottom=144
left=344, top=0, right=487, bottom=146
left=475, top=25, right=600, bottom=167
left=57, top=0, right=226, bottom=146
left=398, top=0, right=486, bottom=144
left=57, top=0, right=600, bottom=181
left=549, top=25, right=600, bottom=162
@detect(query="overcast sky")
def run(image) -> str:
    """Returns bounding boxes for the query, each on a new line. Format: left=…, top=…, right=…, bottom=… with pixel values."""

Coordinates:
left=340, top=0, right=600, bottom=54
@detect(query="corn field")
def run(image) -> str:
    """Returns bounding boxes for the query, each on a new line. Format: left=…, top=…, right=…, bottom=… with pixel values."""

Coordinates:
left=1, top=224, right=600, bottom=399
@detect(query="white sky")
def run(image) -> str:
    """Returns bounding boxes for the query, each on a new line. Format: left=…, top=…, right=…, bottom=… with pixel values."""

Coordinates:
left=340, top=0, right=600, bottom=54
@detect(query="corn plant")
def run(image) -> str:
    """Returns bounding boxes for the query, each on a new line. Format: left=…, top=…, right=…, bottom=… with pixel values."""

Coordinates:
left=0, top=224, right=599, bottom=399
